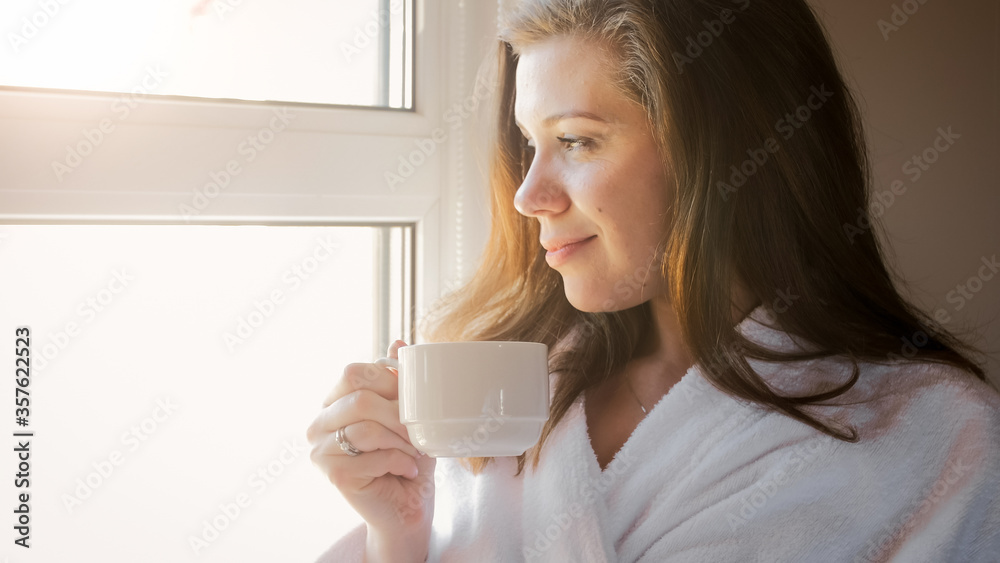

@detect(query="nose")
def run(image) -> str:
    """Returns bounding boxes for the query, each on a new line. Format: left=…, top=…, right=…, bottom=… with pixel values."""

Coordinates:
left=513, top=158, right=570, bottom=218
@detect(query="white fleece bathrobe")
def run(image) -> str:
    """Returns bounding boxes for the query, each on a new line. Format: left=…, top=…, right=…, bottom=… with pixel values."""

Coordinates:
left=319, top=308, right=1000, bottom=562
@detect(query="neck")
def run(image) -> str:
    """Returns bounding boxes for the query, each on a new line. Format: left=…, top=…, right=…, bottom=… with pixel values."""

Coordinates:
left=637, top=286, right=761, bottom=383
left=636, top=297, right=692, bottom=376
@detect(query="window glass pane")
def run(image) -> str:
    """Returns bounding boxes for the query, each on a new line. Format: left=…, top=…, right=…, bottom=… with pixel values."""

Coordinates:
left=0, top=224, right=409, bottom=560
left=0, top=0, right=412, bottom=108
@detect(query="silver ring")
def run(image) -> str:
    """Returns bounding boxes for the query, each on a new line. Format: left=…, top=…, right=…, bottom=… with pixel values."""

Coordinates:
left=334, top=426, right=362, bottom=456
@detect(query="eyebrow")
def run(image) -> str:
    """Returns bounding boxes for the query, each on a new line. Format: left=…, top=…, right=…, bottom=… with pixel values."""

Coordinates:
left=514, top=110, right=610, bottom=130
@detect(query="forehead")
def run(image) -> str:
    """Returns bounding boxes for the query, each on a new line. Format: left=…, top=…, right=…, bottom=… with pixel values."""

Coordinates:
left=513, top=35, right=625, bottom=126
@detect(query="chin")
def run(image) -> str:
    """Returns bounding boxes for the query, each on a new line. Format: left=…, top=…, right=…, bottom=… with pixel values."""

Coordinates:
left=564, top=298, right=606, bottom=313
left=561, top=274, right=653, bottom=313
left=561, top=281, right=623, bottom=313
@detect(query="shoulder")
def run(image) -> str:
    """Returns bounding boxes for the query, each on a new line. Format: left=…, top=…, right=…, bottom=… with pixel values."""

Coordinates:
left=734, top=308, right=1000, bottom=439
left=836, top=360, right=1000, bottom=481
left=708, top=355, right=1000, bottom=558
left=735, top=310, right=1000, bottom=496
left=832, top=358, right=998, bottom=446
left=755, top=350, right=999, bottom=459
left=844, top=357, right=998, bottom=417
left=869, top=359, right=1000, bottom=422
left=819, top=362, right=1000, bottom=557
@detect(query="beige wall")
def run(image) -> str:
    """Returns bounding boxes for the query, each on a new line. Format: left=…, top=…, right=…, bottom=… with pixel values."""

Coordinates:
left=810, top=0, right=999, bottom=386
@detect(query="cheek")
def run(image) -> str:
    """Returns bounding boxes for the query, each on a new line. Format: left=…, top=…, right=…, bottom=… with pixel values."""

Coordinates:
left=627, top=169, right=670, bottom=237
left=607, top=175, right=670, bottom=272
left=564, top=163, right=611, bottom=201
left=605, top=192, right=666, bottom=250
left=566, top=171, right=627, bottom=230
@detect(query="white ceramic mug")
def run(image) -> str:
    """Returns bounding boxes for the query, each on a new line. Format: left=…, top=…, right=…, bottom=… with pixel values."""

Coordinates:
left=376, top=341, right=549, bottom=457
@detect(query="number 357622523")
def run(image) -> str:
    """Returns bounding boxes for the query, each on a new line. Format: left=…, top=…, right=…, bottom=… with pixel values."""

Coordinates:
left=15, top=327, right=30, bottom=426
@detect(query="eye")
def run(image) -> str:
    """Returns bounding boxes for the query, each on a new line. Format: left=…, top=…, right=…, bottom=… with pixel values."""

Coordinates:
left=557, top=136, right=590, bottom=151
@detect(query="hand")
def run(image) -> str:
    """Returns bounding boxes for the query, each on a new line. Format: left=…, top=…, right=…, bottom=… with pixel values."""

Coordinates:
left=307, top=340, right=436, bottom=563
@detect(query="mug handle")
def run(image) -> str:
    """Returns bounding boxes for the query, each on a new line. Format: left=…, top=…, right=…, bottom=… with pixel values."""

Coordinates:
left=375, top=357, right=399, bottom=370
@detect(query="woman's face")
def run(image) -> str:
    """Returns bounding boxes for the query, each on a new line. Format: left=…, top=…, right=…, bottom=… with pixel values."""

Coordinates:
left=514, top=35, right=671, bottom=313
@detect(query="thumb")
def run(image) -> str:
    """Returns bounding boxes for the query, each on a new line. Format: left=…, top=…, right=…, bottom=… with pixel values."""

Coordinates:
left=387, top=339, right=408, bottom=360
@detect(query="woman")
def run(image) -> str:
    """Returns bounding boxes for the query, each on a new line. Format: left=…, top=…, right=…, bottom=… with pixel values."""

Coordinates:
left=307, top=0, right=1000, bottom=561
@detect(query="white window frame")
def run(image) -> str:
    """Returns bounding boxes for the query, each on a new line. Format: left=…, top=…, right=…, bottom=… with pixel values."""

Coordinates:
left=0, top=0, right=498, bottom=334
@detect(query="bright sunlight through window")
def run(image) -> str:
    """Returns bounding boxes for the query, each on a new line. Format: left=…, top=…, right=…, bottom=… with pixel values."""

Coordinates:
left=0, top=224, right=412, bottom=561
left=0, top=0, right=413, bottom=107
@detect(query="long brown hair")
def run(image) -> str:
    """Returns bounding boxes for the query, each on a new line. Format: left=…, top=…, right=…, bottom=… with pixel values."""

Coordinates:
left=423, top=0, right=986, bottom=475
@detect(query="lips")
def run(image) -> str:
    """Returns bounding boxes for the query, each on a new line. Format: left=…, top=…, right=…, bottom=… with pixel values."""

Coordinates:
left=541, top=236, right=593, bottom=252
left=541, top=235, right=596, bottom=267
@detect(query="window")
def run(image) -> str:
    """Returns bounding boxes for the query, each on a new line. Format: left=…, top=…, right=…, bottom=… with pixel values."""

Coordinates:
left=0, top=0, right=496, bottom=558
left=0, top=0, right=413, bottom=108
left=1, top=223, right=410, bottom=559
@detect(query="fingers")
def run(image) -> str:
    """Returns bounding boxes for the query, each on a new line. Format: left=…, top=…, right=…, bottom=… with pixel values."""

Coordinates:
left=314, top=419, right=422, bottom=459
left=321, top=341, right=409, bottom=409
left=322, top=362, right=398, bottom=408
left=320, top=448, right=421, bottom=492
left=308, top=347, right=419, bottom=502
left=308, top=388, right=411, bottom=445
left=387, top=339, right=408, bottom=360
